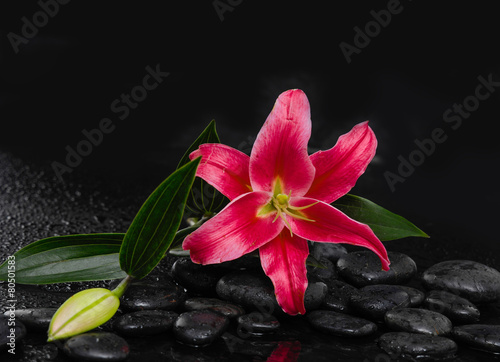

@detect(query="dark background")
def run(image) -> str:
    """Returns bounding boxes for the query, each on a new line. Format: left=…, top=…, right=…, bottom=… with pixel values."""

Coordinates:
left=1, top=1, right=499, bottom=260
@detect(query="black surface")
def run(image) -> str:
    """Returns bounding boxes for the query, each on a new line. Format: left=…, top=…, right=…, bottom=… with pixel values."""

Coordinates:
left=1, top=2, right=500, bottom=361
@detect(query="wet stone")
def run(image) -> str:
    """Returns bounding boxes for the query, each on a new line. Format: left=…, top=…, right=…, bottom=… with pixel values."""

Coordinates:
left=307, top=310, right=377, bottom=337
left=1, top=315, right=27, bottom=351
left=112, top=310, right=178, bottom=336
left=121, top=278, right=185, bottom=311
left=385, top=308, right=453, bottom=336
left=63, top=332, right=130, bottom=361
left=422, top=260, right=500, bottom=304
left=452, top=324, right=500, bottom=353
left=337, top=251, right=417, bottom=287
left=216, top=272, right=280, bottom=314
left=307, top=257, right=337, bottom=283
left=310, top=242, right=348, bottom=263
left=3, top=308, right=56, bottom=331
left=237, top=312, right=280, bottom=334
left=378, top=332, right=457, bottom=360
left=171, top=257, right=227, bottom=295
left=183, top=298, right=245, bottom=318
left=396, top=286, right=425, bottom=307
left=304, top=279, right=328, bottom=312
left=424, top=290, right=480, bottom=324
left=173, top=310, right=229, bottom=347
left=322, top=280, right=359, bottom=313
left=349, top=284, right=411, bottom=321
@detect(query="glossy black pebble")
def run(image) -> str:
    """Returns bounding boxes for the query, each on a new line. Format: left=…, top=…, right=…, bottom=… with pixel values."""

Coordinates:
left=113, top=310, right=178, bottom=336
left=307, top=310, right=377, bottom=337
left=1, top=316, right=27, bottom=351
left=322, top=280, right=359, bottom=313
left=307, top=257, right=337, bottom=283
left=237, top=312, right=280, bottom=334
left=171, top=257, right=226, bottom=295
left=121, top=278, right=185, bottom=311
left=216, top=272, right=280, bottom=314
left=337, top=251, right=417, bottom=287
left=396, top=286, right=425, bottom=307
left=3, top=308, right=56, bottom=331
left=173, top=310, right=229, bottom=347
left=424, top=290, right=480, bottom=324
left=422, top=260, right=500, bottom=303
left=378, top=332, right=457, bottom=360
left=349, top=284, right=411, bottom=321
left=452, top=324, right=500, bottom=353
left=310, top=242, right=348, bottom=263
left=184, top=298, right=245, bottom=318
left=63, top=332, right=130, bottom=361
left=385, top=308, right=453, bottom=336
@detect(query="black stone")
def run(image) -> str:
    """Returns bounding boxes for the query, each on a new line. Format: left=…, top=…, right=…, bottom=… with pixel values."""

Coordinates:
left=337, top=251, right=417, bottom=287
left=3, top=308, right=56, bottom=331
left=378, top=332, right=457, bottom=360
left=307, top=257, right=337, bottom=283
left=216, top=271, right=326, bottom=315
left=424, top=290, right=480, bottom=324
left=216, top=272, right=280, bottom=314
left=422, top=260, right=500, bottom=304
left=304, top=279, right=328, bottom=312
left=237, top=312, right=280, bottom=334
left=113, top=310, right=178, bottom=336
left=310, top=242, right=348, bottom=263
left=322, top=280, right=359, bottom=313
left=0, top=316, right=27, bottom=352
left=452, top=324, right=500, bottom=353
left=349, top=284, right=411, bottom=321
left=121, top=277, right=185, bottom=311
left=385, top=308, right=453, bottom=336
left=397, top=286, right=425, bottom=307
left=173, top=310, right=229, bottom=347
left=307, top=310, right=377, bottom=337
left=171, top=257, right=227, bottom=295
left=183, top=298, right=245, bottom=318
left=63, top=332, right=130, bottom=361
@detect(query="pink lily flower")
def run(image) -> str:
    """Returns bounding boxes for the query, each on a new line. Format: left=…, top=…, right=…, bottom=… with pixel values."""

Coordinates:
left=183, top=89, right=390, bottom=315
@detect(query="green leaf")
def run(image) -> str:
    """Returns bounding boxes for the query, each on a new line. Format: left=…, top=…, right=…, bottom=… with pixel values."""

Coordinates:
left=0, top=234, right=127, bottom=284
left=332, top=194, right=429, bottom=241
left=178, top=120, right=228, bottom=215
left=120, top=157, right=201, bottom=279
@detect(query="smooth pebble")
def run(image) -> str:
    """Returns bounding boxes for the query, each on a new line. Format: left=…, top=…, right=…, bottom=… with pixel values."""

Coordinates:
left=452, top=324, right=500, bottom=353
left=337, top=251, right=417, bottom=287
left=63, top=332, right=130, bottom=361
left=307, top=310, right=377, bottom=337
left=378, top=332, right=457, bottom=360
left=173, top=310, right=229, bottom=347
left=422, top=260, right=500, bottom=303
left=424, top=290, right=480, bottom=324
left=113, top=310, right=178, bottom=336
left=385, top=308, right=453, bottom=336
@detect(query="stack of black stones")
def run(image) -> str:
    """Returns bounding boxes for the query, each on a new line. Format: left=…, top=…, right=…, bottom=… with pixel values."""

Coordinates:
left=2, top=242, right=500, bottom=361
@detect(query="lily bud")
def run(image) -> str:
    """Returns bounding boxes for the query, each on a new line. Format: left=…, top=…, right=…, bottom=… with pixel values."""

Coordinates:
left=47, top=288, right=119, bottom=342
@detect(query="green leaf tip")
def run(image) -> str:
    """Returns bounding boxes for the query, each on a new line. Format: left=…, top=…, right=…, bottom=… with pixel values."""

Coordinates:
left=119, top=157, right=201, bottom=279
left=332, top=194, right=429, bottom=241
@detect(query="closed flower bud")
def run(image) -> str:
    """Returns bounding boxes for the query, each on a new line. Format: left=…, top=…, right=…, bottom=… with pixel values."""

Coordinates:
left=47, top=288, right=120, bottom=342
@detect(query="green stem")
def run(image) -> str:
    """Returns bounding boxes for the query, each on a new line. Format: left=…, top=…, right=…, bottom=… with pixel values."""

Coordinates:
left=111, top=274, right=134, bottom=298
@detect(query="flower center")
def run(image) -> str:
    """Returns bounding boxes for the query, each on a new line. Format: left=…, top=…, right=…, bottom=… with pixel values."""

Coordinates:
left=268, top=192, right=318, bottom=236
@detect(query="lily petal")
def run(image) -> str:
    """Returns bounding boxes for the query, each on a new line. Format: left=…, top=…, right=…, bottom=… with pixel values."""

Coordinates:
left=259, top=231, right=309, bottom=315
left=249, top=89, right=315, bottom=196
left=306, top=121, right=377, bottom=204
left=190, top=143, right=252, bottom=200
left=183, top=191, right=283, bottom=264
left=287, top=197, right=390, bottom=270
